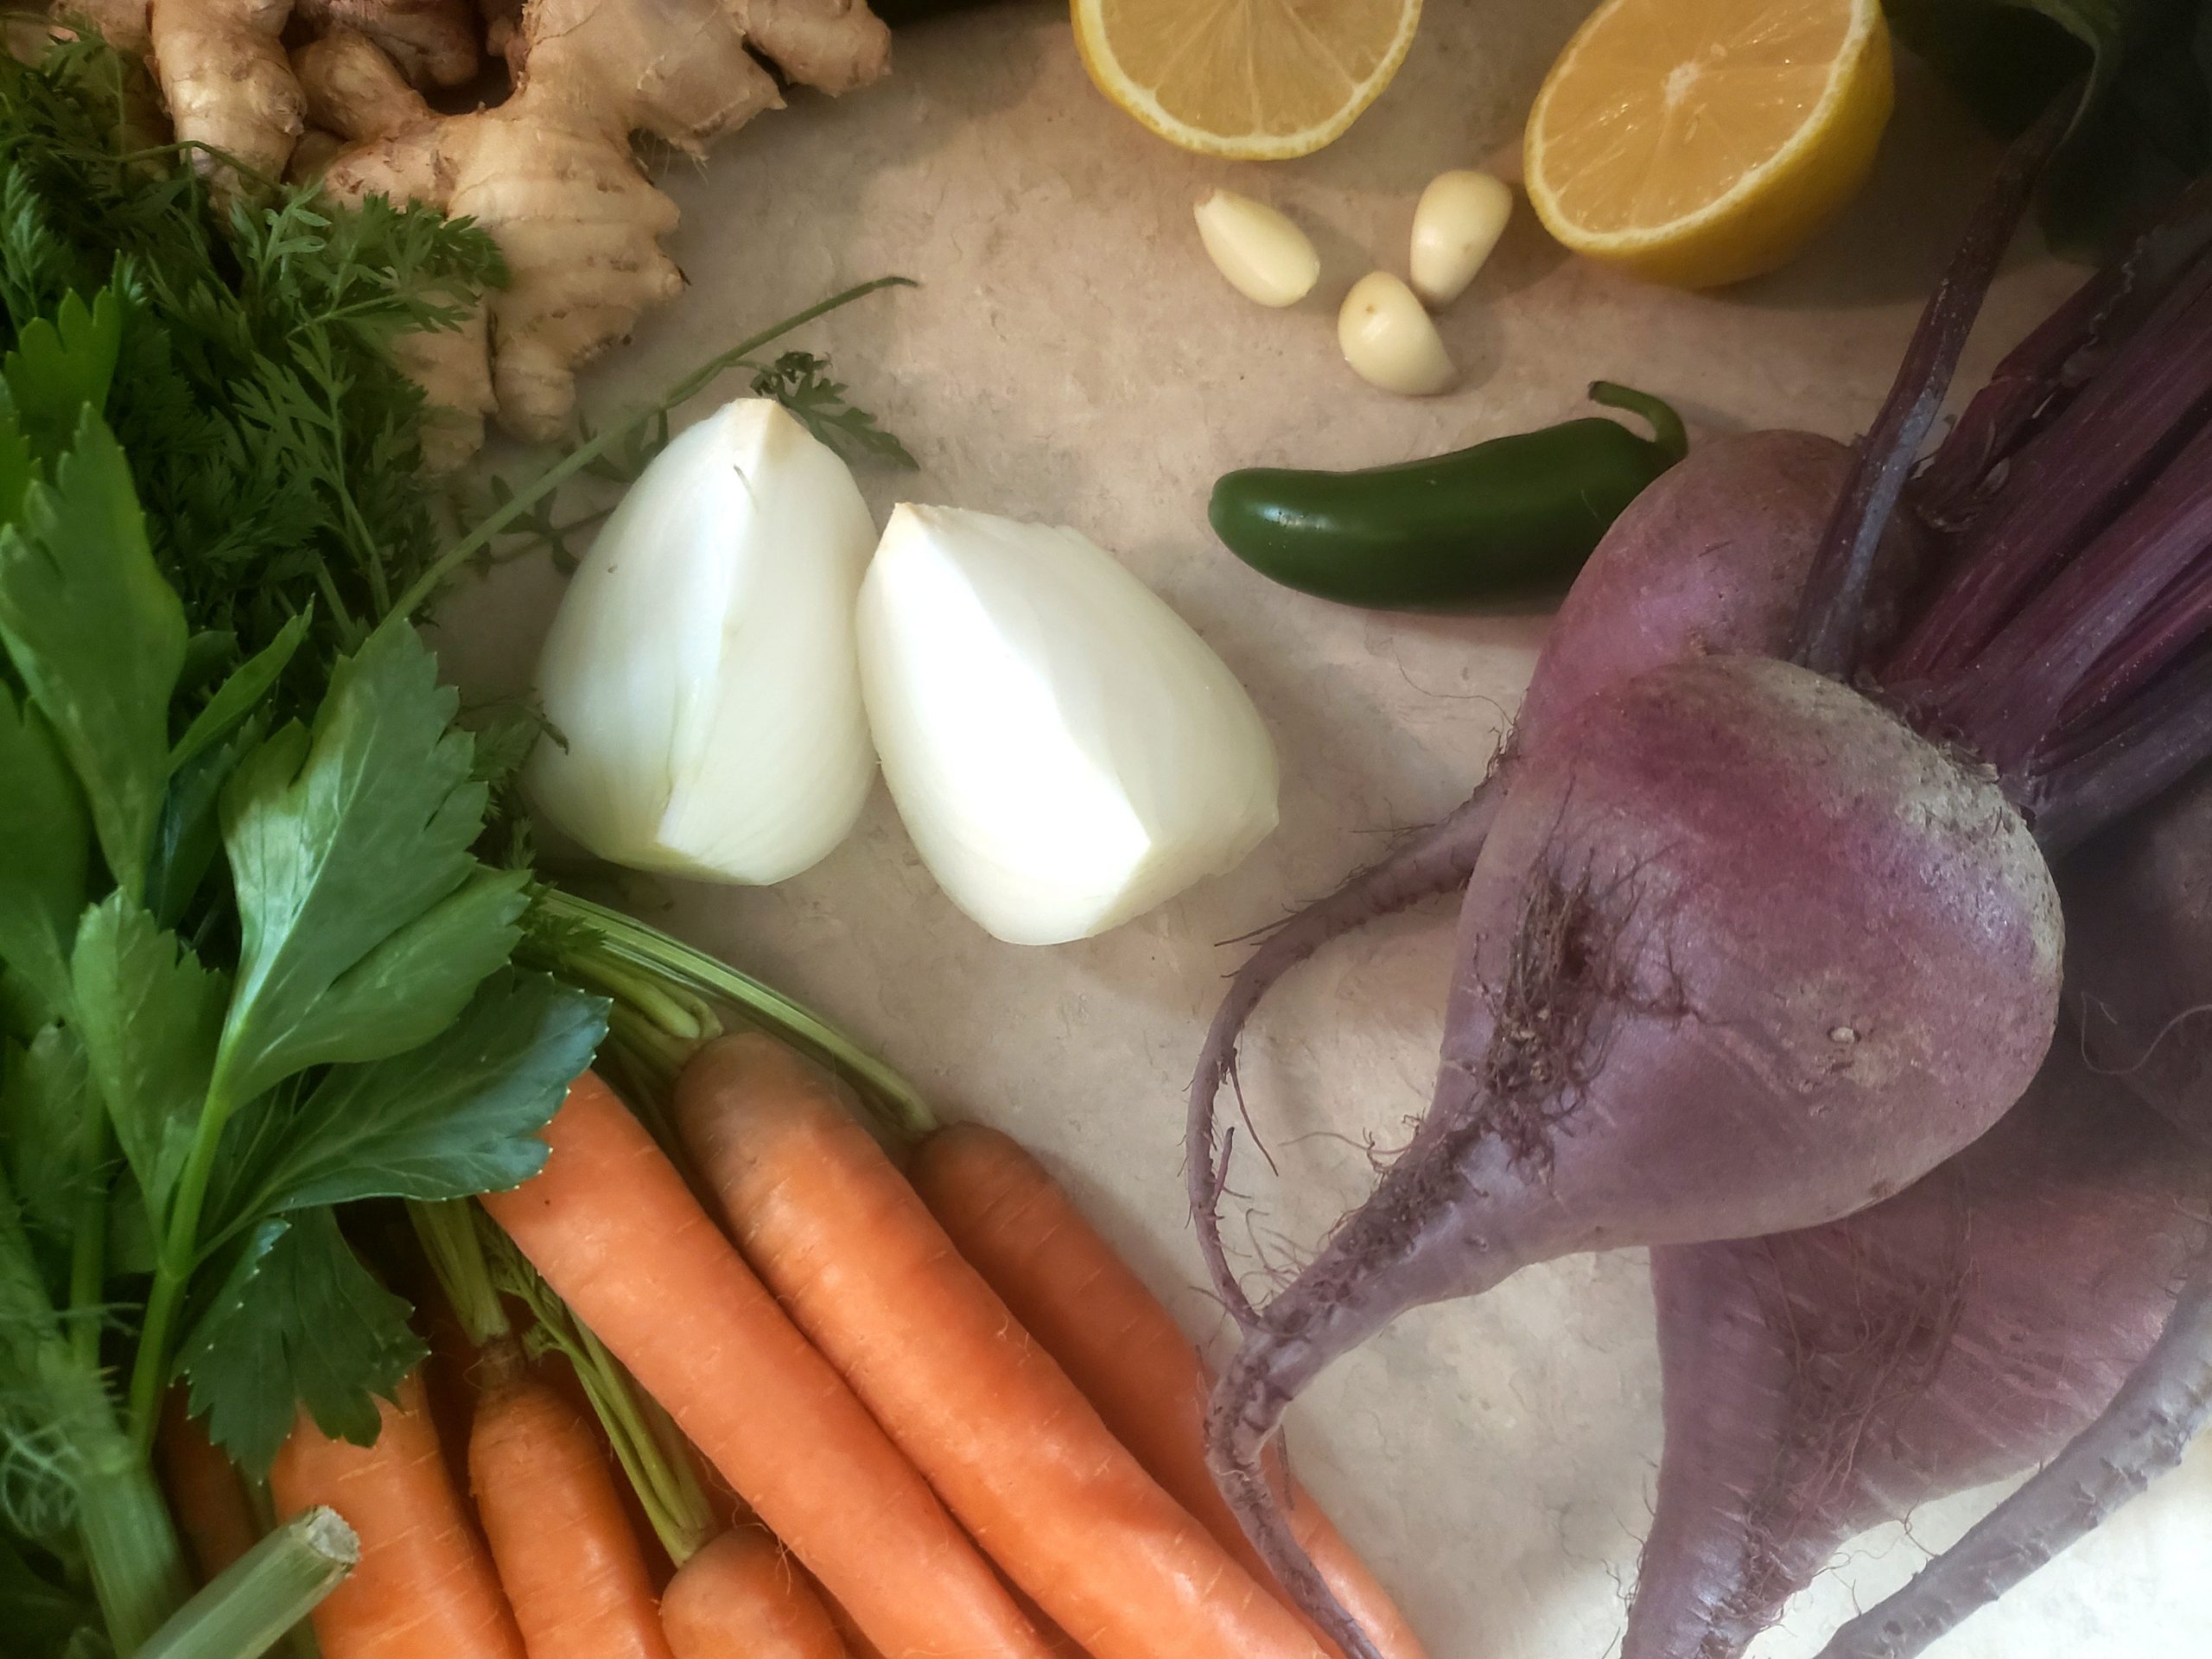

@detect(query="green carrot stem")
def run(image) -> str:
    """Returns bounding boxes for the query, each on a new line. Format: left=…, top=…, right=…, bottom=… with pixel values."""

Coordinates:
left=393, top=277, right=914, bottom=624
left=136, top=1507, right=357, bottom=1659
left=408, top=1198, right=512, bottom=1349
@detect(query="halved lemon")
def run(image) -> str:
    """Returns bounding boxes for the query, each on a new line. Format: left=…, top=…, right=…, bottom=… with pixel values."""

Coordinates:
left=1524, top=0, right=1893, bottom=288
left=1071, top=0, right=1421, bottom=161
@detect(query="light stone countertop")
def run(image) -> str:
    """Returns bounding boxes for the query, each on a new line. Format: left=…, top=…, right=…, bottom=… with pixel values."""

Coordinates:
left=438, top=3, right=2212, bottom=1652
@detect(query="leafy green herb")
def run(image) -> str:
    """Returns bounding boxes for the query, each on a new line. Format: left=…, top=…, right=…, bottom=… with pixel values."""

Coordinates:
left=748, top=350, right=919, bottom=467
left=0, top=687, right=87, bottom=1020
left=0, top=410, right=185, bottom=894
left=179, top=1211, right=427, bottom=1477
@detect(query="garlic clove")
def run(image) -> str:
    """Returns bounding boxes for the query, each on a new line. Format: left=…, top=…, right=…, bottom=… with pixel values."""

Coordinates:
left=1410, top=169, right=1513, bottom=307
left=1338, top=271, right=1455, bottom=395
left=1194, top=188, right=1321, bottom=308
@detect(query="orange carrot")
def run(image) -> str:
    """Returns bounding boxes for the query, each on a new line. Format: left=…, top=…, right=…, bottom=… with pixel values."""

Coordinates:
left=674, top=1034, right=1325, bottom=1659
left=270, top=1370, right=525, bottom=1659
left=660, top=1529, right=847, bottom=1659
left=912, top=1123, right=1430, bottom=1659
left=480, top=1071, right=1052, bottom=1659
left=469, top=1350, right=675, bottom=1659
left=157, top=1391, right=258, bottom=1583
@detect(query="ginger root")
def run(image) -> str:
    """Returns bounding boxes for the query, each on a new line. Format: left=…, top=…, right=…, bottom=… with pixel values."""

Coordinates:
left=147, top=0, right=303, bottom=201
left=302, top=0, right=888, bottom=454
left=296, top=0, right=480, bottom=86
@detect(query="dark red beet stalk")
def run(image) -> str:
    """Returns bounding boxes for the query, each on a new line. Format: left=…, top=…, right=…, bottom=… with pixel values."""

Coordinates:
left=1626, top=1045, right=2210, bottom=1659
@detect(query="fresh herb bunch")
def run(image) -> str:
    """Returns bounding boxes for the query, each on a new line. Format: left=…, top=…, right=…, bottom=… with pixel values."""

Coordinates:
left=2, top=29, right=918, bottom=1657
left=1, top=35, right=504, bottom=672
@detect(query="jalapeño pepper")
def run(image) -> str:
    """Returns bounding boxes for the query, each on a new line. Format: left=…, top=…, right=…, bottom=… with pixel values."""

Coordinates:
left=1208, top=382, right=1688, bottom=611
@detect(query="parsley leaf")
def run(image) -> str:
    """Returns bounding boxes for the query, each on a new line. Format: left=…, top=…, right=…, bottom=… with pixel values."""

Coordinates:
left=211, top=970, right=606, bottom=1224
left=0, top=410, right=184, bottom=895
left=179, top=1210, right=426, bottom=1476
left=213, top=623, right=524, bottom=1106
left=0, top=685, right=88, bottom=1016
left=68, top=898, right=226, bottom=1224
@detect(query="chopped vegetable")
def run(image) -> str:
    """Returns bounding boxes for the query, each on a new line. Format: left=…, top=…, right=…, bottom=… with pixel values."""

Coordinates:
left=1336, top=272, right=1453, bottom=395
left=526, top=398, right=879, bottom=885
left=1194, top=189, right=1321, bottom=308
left=673, top=1034, right=1326, bottom=1659
left=1208, top=383, right=1688, bottom=610
left=1408, top=171, right=1512, bottom=307
left=139, top=1509, right=360, bottom=1659
left=480, top=1071, right=1058, bottom=1659
left=856, top=504, right=1280, bottom=944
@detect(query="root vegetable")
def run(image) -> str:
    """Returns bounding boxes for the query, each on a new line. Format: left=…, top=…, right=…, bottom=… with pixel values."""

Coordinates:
left=1625, top=1045, right=2212, bottom=1659
left=270, top=1369, right=527, bottom=1659
left=1190, top=428, right=1923, bottom=1324
left=1191, top=120, right=2212, bottom=1659
left=297, top=0, right=479, bottom=86
left=302, top=0, right=887, bottom=451
left=148, top=0, right=303, bottom=203
left=1798, top=766, right=2212, bottom=1659
left=157, top=1393, right=259, bottom=1584
left=674, top=1033, right=1329, bottom=1659
left=911, top=1122, right=1427, bottom=1659
left=468, top=1351, right=675, bottom=1659
left=660, top=1529, right=849, bottom=1659
left=480, top=1071, right=1057, bottom=1659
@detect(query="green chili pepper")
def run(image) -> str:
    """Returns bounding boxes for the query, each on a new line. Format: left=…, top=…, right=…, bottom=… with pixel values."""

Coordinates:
left=1208, top=382, right=1689, bottom=611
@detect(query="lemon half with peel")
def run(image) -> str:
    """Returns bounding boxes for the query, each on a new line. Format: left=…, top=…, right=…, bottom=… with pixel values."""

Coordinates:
left=1072, top=0, right=1422, bottom=161
left=1525, top=0, right=1893, bottom=287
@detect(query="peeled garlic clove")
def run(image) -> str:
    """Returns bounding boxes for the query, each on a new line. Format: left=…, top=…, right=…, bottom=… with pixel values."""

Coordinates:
left=527, top=399, right=878, bottom=885
left=1194, top=188, right=1320, bottom=308
left=1338, top=271, right=1455, bottom=395
left=856, top=505, right=1280, bottom=945
left=1410, top=169, right=1513, bottom=306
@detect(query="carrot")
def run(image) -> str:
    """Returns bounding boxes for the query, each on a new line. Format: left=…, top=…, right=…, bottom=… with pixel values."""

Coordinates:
left=469, top=1348, right=675, bottom=1659
left=660, top=1529, right=847, bottom=1659
left=269, top=1370, right=525, bottom=1659
left=674, top=1033, right=1325, bottom=1659
left=911, top=1122, right=1429, bottom=1659
left=479, top=1071, right=1053, bottom=1659
left=156, top=1391, right=259, bottom=1583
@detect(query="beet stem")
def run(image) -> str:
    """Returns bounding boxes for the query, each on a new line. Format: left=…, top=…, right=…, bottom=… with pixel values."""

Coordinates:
left=1914, top=180, right=2212, bottom=530
left=2022, top=644, right=2212, bottom=853
left=1922, top=413, right=2212, bottom=773
left=1793, top=97, right=2070, bottom=679
left=1810, top=1264, right=2212, bottom=1659
left=1189, top=783, right=1501, bottom=1326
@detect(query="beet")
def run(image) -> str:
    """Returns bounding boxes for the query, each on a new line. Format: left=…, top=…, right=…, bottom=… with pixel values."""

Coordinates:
left=1192, top=128, right=2212, bottom=1659
left=1626, top=1043, right=2210, bottom=1659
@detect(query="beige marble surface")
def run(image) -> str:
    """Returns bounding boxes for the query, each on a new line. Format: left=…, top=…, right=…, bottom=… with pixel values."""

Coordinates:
left=437, top=3, right=2212, bottom=1653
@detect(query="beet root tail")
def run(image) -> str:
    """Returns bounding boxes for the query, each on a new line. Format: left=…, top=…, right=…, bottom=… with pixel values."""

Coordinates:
left=1189, top=782, right=1503, bottom=1326
left=1813, top=1262, right=2212, bottom=1659
left=1208, top=1329, right=1391, bottom=1659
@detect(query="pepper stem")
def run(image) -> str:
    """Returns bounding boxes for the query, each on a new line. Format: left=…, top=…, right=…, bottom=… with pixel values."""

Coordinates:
left=1586, top=381, right=1688, bottom=466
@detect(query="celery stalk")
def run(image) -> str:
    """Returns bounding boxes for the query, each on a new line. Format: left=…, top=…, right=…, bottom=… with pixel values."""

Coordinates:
left=137, top=1508, right=357, bottom=1659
